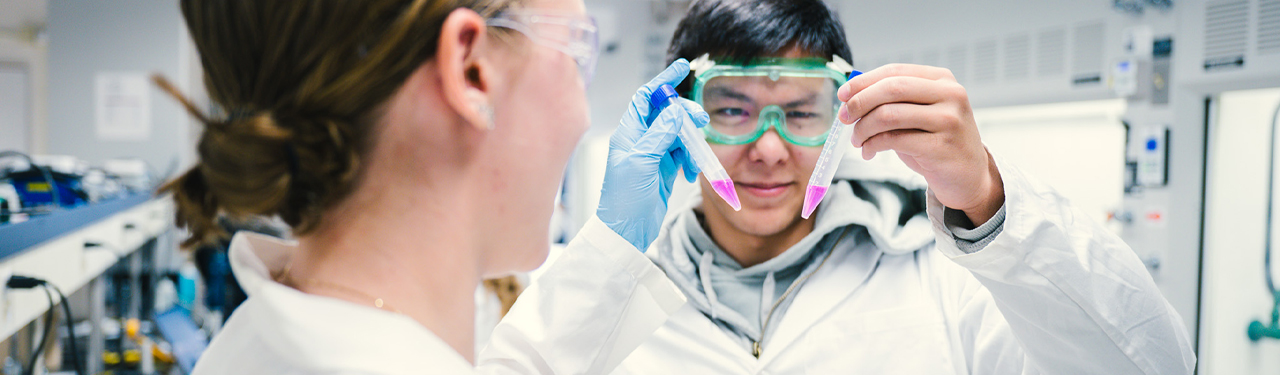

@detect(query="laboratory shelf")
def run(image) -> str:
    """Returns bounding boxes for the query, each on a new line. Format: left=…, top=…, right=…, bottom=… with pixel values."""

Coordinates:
left=0, top=193, right=153, bottom=261
left=0, top=195, right=174, bottom=374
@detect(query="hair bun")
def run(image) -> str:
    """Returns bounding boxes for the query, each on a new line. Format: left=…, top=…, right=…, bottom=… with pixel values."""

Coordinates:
left=164, top=0, right=520, bottom=246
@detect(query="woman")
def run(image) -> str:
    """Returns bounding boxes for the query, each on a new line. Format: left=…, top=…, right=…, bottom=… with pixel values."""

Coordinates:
left=159, top=0, right=702, bottom=373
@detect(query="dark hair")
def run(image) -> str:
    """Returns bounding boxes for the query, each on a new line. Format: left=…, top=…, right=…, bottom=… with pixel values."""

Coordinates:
left=159, top=0, right=519, bottom=247
left=667, top=0, right=854, bottom=95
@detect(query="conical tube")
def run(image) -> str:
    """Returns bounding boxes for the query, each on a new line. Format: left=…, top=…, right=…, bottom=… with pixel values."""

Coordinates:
left=651, top=84, right=741, bottom=211
left=801, top=70, right=862, bottom=219
left=801, top=118, right=856, bottom=219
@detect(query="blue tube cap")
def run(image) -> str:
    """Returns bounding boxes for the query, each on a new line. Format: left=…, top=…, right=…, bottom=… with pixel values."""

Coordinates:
left=650, top=84, right=680, bottom=110
left=848, top=70, right=863, bottom=80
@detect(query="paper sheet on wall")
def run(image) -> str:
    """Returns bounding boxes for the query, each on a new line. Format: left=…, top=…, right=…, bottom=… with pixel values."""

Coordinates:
left=95, top=73, right=151, bottom=141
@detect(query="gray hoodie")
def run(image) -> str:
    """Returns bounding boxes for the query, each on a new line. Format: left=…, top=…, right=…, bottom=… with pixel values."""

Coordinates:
left=646, top=156, right=944, bottom=351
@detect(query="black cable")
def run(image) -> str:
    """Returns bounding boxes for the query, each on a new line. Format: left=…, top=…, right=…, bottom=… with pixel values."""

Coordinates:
left=47, top=283, right=86, bottom=375
left=5, top=276, right=50, bottom=375
left=23, top=282, right=54, bottom=375
left=5, top=276, right=84, bottom=375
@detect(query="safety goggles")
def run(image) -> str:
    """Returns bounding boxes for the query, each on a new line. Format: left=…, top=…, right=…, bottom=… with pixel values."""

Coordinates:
left=488, top=10, right=600, bottom=86
left=689, top=55, right=856, bottom=147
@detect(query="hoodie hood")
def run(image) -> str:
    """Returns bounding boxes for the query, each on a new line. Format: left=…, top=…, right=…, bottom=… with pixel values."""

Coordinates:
left=647, top=154, right=936, bottom=348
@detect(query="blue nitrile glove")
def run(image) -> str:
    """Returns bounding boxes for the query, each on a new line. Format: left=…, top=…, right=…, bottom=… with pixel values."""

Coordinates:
left=597, top=59, right=710, bottom=251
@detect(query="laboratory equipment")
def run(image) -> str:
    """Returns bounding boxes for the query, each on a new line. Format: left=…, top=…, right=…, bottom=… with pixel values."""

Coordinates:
left=0, top=182, right=18, bottom=223
left=153, top=307, right=208, bottom=374
left=103, top=158, right=154, bottom=192
left=801, top=70, right=863, bottom=219
left=1250, top=98, right=1280, bottom=342
left=650, top=84, right=741, bottom=211
left=178, top=263, right=201, bottom=310
left=0, top=151, right=89, bottom=210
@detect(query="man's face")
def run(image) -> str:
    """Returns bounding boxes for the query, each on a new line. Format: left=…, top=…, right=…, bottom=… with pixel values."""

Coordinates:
left=697, top=54, right=834, bottom=238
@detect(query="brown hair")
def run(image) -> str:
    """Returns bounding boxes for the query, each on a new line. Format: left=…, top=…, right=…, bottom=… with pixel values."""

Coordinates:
left=483, top=276, right=524, bottom=316
left=159, top=0, right=519, bottom=247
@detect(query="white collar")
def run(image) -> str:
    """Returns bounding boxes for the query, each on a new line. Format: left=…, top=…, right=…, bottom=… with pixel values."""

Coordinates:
left=226, top=232, right=475, bottom=373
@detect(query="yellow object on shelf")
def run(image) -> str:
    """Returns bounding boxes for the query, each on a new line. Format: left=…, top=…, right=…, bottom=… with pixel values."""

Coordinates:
left=152, top=343, right=175, bottom=363
left=125, top=318, right=141, bottom=339
left=102, top=351, right=121, bottom=365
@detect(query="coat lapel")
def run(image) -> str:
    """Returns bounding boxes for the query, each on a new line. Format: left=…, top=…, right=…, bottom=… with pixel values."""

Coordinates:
left=756, top=241, right=883, bottom=364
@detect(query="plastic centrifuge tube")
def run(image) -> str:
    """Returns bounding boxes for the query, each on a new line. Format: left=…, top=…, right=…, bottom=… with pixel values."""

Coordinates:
left=650, top=84, right=742, bottom=211
left=802, top=70, right=863, bottom=219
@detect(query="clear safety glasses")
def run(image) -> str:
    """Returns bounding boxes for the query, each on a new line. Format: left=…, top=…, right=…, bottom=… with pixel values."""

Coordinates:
left=487, top=10, right=600, bottom=86
left=690, top=57, right=853, bottom=147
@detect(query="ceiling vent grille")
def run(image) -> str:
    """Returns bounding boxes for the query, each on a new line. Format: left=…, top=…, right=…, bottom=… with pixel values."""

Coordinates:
left=1037, top=28, right=1067, bottom=78
left=973, top=39, right=999, bottom=84
left=946, top=44, right=969, bottom=83
left=1003, top=33, right=1031, bottom=81
left=1260, top=0, right=1280, bottom=55
left=1204, top=1, right=1249, bottom=69
left=1072, top=21, right=1105, bottom=84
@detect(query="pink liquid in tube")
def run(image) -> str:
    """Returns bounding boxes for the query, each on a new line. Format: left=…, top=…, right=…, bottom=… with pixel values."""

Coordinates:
left=801, top=69, right=862, bottom=220
left=801, top=185, right=828, bottom=219
left=709, top=178, right=741, bottom=211
left=649, top=83, right=741, bottom=211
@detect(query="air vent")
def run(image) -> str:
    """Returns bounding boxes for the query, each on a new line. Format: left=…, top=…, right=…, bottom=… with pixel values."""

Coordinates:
left=946, top=44, right=969, bottom=83
left=973, top=39, right=999, bottom=84
left=919, top=49, right=942, bottom=68
left=1003, top=33, right=1031, bottom=81
left=1037, top=28, right=1067, bottom=77
left=1204, top=1, right=1248, bottom=70
left=1072, top=21, right=1105, bottom=85
left=1260, top=0, right=1280, bottom=55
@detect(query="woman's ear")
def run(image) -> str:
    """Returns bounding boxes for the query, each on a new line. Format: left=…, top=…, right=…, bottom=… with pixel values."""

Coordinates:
left=436, top=8, right=496, bottom=131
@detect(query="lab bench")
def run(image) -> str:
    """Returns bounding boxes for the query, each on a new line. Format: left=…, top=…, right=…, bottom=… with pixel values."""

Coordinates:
left=0, top=194, right=175, bottom=374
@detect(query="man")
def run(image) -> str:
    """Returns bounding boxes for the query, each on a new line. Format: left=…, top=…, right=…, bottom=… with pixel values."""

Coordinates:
left=604, top=0, right=1196, bottom=373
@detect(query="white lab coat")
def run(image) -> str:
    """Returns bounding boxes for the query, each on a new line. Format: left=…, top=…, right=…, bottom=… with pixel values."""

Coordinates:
left=600, top=155, right=1196, bottom=374
left=195, top=154, right=1194, bottom=374
left=194, top=218, right=686, bottom=374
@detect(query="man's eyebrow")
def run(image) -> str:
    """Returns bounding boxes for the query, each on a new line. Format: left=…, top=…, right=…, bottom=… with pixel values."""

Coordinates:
left=705, top=86, right=756, bottom=105
left=781, top=93, right=819, bottom=108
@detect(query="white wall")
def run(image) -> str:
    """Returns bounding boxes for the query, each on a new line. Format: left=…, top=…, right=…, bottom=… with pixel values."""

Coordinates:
left=45, top=0, right=192, bottom=175
left=0, top=64, right=29, bottom=152
left=974, top=100, right=1128, bottom=228
left=0, top=0, right=48, bottom=153
left=0, top=33, right=47, bottom=154
left=1201, top=88, right=1280, bottom=375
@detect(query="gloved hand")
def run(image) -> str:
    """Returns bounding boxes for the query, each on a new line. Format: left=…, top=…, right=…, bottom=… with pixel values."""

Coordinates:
left=597, top=59, right=710, bottom=251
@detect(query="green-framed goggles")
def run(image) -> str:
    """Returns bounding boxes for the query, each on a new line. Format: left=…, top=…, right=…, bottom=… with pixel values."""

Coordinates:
left=689, top=55, right=856, bottom=147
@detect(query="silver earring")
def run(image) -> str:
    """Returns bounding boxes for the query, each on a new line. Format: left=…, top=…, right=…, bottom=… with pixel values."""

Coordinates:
left=475, top=101, right=495, bottom=130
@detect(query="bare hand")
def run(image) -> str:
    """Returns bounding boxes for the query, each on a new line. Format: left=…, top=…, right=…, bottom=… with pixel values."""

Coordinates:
left=836, top=64, right=1004, bottom=226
